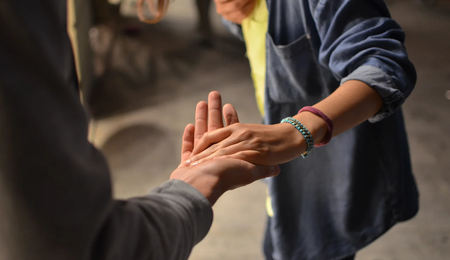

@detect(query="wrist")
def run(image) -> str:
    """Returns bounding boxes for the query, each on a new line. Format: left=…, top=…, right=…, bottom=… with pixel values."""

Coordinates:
left=171, top=167, right=220, bottom=205
left=292, top=112, right=327, bottom=146
left=276, top=121, right=308, bottom=157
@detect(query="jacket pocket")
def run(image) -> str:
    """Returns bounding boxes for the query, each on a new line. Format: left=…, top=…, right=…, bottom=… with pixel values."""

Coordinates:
left=265, top=32, right=327, bottom=104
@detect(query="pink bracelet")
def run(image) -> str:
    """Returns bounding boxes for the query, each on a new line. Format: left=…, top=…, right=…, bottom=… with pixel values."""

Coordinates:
left=298, top=106, right=333, bottom=147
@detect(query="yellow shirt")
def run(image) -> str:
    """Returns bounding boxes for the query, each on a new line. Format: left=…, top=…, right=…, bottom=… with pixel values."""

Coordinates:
left=242, top=0, right=269, bottom=117
left=242, top=1, right=273, bottom=217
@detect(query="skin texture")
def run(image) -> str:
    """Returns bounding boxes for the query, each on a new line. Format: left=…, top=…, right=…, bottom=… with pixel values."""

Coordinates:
left=170, top=92, right=280, bottom=205
left=187, top=80, right=382, bottom=166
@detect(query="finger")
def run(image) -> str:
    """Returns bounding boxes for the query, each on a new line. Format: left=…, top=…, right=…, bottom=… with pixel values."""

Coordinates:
left=222, top=0, right=256, bottom=23
left=250, top=164, right=280, bottom=182
left=190, top=127, right=233, bottom=158
left=223, top=103, right=239, bottom=126
left=194, top=101, right=208, bottom=146
left=218, top=159, right=280, bottom=190
left=208, top=91, right=223, bottom=131
left=192, top=142, right=250, bottom=165
left=180, top=124, right=195, bottom=165
left=215, top=0, right=255, bottom=23
left=239, top=161, right=280, bottom=186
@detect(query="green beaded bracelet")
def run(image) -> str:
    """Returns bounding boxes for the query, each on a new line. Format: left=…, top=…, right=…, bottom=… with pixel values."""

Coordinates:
left=280, top=117, right=314, bottom=158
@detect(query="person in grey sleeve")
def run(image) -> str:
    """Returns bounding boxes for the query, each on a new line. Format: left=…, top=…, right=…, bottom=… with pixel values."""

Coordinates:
left=0, top=1, right=280, bottom=260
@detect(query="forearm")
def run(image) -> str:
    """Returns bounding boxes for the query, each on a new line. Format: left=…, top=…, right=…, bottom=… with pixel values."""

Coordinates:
left=312, top=0, right=416, bottom=124
left=292, top=80, right=383, bottom=146
left=93, top=180, right=213, bottom=260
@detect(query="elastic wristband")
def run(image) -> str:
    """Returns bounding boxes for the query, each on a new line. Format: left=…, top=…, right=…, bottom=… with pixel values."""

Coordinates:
left=280, top=117, right=314, bottom=158
left=298, top=106, right=333, bottom=147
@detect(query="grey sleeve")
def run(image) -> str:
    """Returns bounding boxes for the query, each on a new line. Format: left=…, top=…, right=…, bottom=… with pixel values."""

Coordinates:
left=93, top=180, right=213, bottom=260
left=0, top=1, right=212, bottom=260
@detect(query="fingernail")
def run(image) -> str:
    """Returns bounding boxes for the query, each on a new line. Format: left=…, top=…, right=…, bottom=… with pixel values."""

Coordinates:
left=191, top=161, right=199, bottom=166
left=185, top=159, right=191, bottom=165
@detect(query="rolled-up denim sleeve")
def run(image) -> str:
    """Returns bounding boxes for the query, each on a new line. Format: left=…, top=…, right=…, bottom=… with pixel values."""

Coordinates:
left=310, top=0, right=416, bottom=122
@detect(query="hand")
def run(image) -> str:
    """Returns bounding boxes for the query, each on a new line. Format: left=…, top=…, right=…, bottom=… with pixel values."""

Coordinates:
left=192, top=91, right=240, bottom=148
left=171, top=158, right=279, bottom=205
left=187, top=122, right=308, bottom=166
left=173, top=91, right=279, bottom=205
left=177, top=91, right=239, bottom=168
left=214, top=0, right=256, bottom=24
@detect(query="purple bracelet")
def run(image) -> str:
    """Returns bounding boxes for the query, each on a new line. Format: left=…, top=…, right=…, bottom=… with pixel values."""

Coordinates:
left=298, top=106, right=333, bottom=147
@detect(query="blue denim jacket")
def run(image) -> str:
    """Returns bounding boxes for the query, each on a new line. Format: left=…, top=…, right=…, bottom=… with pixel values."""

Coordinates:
left=224, top=1, right=419, bottom=259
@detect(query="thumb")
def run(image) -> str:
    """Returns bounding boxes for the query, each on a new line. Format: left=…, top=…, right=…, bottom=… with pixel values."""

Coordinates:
left=252, top=165, right=280, bottom=180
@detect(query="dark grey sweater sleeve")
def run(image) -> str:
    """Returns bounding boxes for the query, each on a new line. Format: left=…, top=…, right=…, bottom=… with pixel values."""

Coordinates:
left=92, top=180, right=213, bottom=260
left=0, top=1, right=212, bottom=260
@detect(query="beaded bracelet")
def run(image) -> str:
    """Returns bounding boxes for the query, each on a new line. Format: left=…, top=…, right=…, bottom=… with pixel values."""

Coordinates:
left=298, top=106, right=333, bottom=147
left=280, top=117, right=314, bottom=158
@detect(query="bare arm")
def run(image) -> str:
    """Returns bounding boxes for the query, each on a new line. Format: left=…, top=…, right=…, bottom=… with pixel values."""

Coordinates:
left=188, top=0, right=414, bottom=166
left=292, top=80, right=383, bottom=153
left=188, top=83, right=382, bottom=166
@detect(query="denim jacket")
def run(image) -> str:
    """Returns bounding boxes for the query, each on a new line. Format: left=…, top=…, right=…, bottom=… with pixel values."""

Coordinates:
left=224, top=0, right=419, bottom=259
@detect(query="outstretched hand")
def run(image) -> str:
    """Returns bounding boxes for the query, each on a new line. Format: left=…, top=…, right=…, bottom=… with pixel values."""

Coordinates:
left=187, top=122, right=306, bottom=166
left=177, top=91, right=239, bottom=167
left=183, top=92, right=325, bottom=166
left=171, top=91, right=280, bottom=205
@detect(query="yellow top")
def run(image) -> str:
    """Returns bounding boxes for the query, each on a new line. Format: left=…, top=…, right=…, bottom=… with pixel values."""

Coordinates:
left=242, top=0, right=274, bottom=218
left=242, top=0, right=269, bottom=117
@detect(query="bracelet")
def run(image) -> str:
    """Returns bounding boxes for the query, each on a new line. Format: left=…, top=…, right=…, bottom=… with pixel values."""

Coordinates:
left=280, top=117, right=314, bottom=158
left=298, top=106, right=333, bottom=147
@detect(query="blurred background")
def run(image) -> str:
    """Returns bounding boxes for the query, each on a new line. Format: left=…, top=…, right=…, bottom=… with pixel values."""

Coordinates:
left=68, top=0, right=450, bottom=259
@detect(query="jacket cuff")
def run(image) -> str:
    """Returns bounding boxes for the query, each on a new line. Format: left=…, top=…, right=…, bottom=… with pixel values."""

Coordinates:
left=341, top=65, right=404, bottom=123
left=152, top=180, right=213, bottom=245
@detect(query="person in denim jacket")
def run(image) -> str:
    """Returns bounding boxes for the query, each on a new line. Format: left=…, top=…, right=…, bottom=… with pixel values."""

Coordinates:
left=189, top=0, right=419, bottom=259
